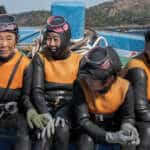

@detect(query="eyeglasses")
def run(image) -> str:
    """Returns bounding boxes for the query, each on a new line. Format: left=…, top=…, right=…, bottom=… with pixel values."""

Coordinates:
left=46, top=16, right=69, bottom=33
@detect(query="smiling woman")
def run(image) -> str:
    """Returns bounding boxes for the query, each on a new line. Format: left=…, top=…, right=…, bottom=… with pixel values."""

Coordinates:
left=0, top=14, right=39, bottom=150
left=0, top=15, right=18, bottom=61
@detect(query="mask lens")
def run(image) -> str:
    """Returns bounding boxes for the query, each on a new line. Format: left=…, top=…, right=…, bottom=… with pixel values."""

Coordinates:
left=46, top=16, right=68, bottom=33
left=0, top=15, right=16, bottom=32
left=0, top=15, right=15, bottom=24
left=47, top=16, right=65, bottom=27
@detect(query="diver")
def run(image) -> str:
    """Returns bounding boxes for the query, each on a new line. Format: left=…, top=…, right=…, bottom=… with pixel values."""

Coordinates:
left=125, top=30, right=150, bottom=150
left=0, top=14, right=46, bottom=150
left=32, top=16, right=82, bottom=150
left=72, top=46, right=140, bottom=150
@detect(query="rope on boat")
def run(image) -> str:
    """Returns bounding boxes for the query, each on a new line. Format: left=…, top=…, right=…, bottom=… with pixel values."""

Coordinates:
left=19, top=31, right=39, bottom=43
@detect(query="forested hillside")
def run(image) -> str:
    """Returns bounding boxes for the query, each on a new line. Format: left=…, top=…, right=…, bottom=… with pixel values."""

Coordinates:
left=1, top=0, right=150, bottom=28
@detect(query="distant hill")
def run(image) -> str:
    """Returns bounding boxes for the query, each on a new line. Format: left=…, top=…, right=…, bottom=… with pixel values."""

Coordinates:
left=1, top=0, right=150, bottom=28
left=0, top=6, right=50, bottom=27
left=86, top=0, right=150, bottom=28
left=14, top=11, right=50, bottom=26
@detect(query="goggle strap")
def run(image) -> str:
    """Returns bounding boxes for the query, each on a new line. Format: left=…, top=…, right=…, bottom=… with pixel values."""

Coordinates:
left=0, top=23, right=17, bottom=32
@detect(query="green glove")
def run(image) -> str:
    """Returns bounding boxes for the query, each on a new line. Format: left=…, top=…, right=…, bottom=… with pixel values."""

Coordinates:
left=26, top=108, right=44, bottom=129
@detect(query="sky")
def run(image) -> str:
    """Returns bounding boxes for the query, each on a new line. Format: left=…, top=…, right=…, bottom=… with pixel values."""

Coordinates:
left=0, top=0, right=112, bottom=14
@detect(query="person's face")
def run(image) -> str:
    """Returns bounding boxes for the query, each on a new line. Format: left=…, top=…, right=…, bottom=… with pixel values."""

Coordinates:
left=0, top=32, right=16, bottom=58
left=46, top=32, right=62, bottom=56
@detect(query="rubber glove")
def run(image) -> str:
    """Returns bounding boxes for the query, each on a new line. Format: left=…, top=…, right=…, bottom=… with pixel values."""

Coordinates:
left=121, top=123, right=140, bottom=145
left=27, top=108, right=44, bottom=129
left=38, top=113, right=55, bottom=139
left=105, top=130, right=133, bottom=145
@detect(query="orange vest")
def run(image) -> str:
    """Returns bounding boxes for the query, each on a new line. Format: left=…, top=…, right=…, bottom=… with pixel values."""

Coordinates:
left=80, top=77, right=129, bottom=114
left=127, top=58, right=150, bottom=100
left=39, top=52, right=82, bottom=84
left=0, top=51, right=30, bottom=89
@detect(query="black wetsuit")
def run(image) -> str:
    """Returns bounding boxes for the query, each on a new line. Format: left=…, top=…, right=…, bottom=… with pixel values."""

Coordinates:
left=126, top=53, right=150, bottom=150
left=0, top=51, right=33, bottom=150
left=32, top=50, right=81, bottom=150
left=72, top=79, right=135, bottom=150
